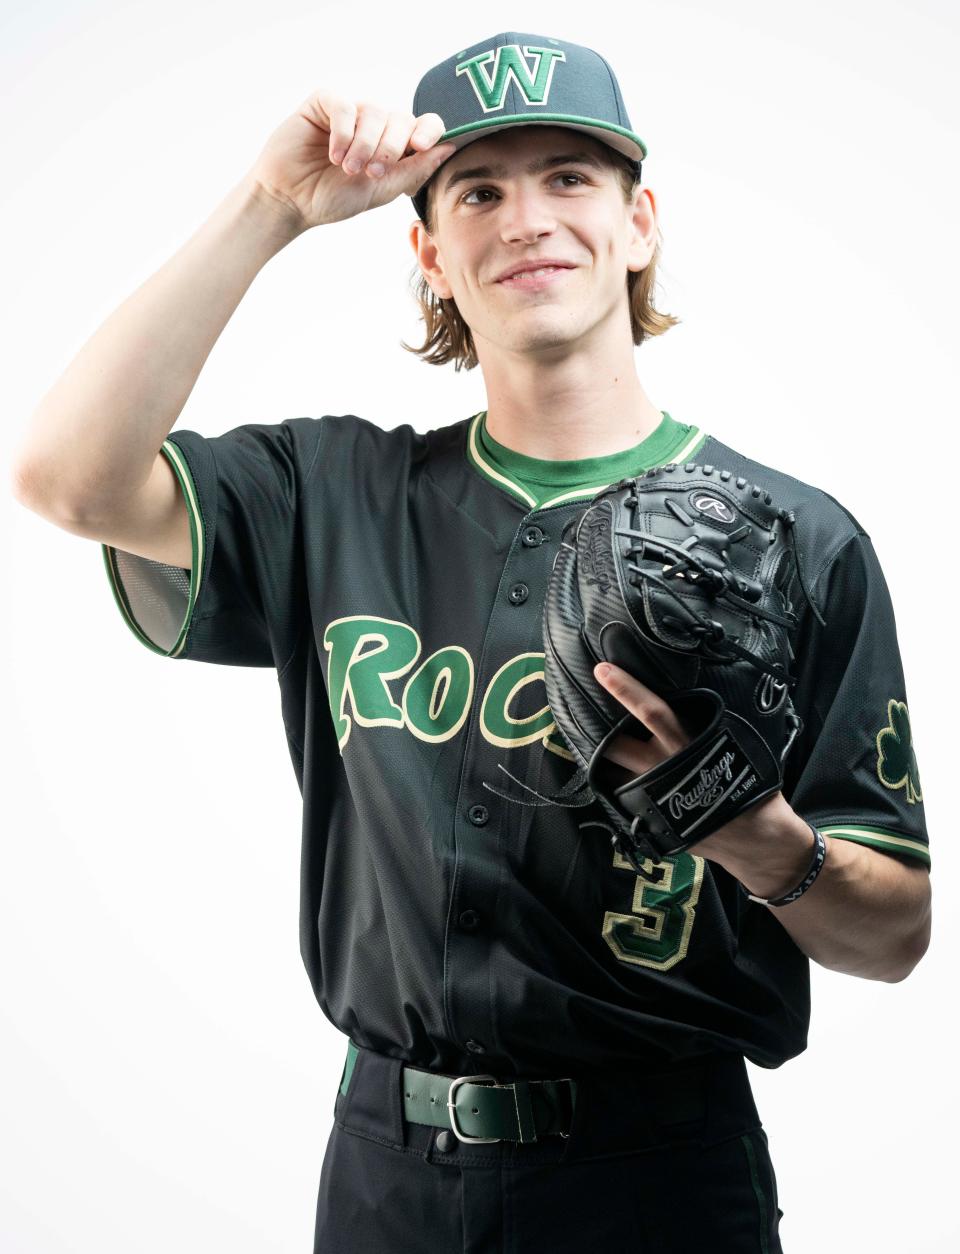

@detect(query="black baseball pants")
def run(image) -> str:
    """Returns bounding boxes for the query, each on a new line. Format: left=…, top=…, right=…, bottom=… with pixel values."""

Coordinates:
left=313, top=1041, right=785, bottom=1253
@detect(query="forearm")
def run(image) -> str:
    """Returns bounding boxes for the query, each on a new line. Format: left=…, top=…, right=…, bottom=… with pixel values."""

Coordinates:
left=12, top=177, right=304, bottom=517
left=698, top=796, right=932, bottom=982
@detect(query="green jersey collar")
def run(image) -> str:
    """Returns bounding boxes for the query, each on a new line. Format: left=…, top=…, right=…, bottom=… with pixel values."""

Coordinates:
left=466, top=409, right=709, bottom=509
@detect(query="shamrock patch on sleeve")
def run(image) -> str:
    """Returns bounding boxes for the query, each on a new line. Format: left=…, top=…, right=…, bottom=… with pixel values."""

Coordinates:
left=876, top=699, right=923, bottom=805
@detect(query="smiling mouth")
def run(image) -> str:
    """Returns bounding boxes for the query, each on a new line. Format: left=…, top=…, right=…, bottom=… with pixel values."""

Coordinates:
left=497, top=266, right=573, bottom=288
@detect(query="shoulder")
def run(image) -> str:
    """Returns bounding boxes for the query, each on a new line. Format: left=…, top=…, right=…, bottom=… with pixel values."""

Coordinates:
left=282, top=412, right=476, bottom=507
left=313, top=412, right=471, bottom=462
left=319, top=412, right=418, bottom=444
left=208, top=413, right=466, bottom=496
left=698, top=432, right=868, bottom=588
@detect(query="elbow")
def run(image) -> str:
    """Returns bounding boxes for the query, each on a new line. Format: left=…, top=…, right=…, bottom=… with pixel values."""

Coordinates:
left=10, top=458, right=37, bottom=506
left=885, top=954, right=925, bottom=984
left=10, top=458, right=65, bottom=520
left=886, top=906, right=932, bottom=984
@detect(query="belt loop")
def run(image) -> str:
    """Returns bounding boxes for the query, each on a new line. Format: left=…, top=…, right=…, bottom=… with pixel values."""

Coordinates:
left=389, top=1051, right=407, bottom=1147
left=510, top=1079, right=538, bottom=1143
left=555, top=1078, right=577, bottom=1138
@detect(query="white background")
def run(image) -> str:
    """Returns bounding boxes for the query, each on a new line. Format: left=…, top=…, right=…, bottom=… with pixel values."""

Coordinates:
left=2, top=1, right=957, bottom=1251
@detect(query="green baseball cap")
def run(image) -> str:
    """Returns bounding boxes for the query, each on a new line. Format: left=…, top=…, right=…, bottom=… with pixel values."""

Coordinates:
left=411, top=31, right=647, bottom=222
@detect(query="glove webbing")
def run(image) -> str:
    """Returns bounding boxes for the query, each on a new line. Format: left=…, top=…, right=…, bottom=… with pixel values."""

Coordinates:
left=616, top=510, right=824, bottom=684
left=629, top=550, right=795, bottom=683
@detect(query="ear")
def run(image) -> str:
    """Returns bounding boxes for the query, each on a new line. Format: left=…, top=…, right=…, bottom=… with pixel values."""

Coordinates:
left=409, top=219, right=454, bottom=299
left=626, top=186, right=658, bottom=274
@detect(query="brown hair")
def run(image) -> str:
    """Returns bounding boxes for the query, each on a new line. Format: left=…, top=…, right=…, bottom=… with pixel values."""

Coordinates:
left=402, top=146, right=680, bottom=372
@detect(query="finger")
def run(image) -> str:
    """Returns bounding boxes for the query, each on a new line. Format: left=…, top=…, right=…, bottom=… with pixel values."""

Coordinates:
left=594, top=663, right=689, bottom=754
left=340, top=101, right=390, bottom=174
left=312, top=92, right=357, bottom=166
left=408, top=111, right=447, bottom=151
left=396, top=140, right=457, bottom=197
left=363, top=111, right=419, bottom=177
left=603, top=733, right=663, bottom=776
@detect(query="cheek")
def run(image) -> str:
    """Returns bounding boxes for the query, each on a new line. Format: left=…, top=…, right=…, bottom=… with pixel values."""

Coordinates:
left=441, top=250, right=482, bottom=302
left=448, top=270, right=483, bottom=312
left=577, top=215, right=627, bottom=273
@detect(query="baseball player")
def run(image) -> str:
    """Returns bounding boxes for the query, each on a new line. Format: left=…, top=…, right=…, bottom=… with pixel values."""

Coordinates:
left=13, top=30, right=931, bottom=1254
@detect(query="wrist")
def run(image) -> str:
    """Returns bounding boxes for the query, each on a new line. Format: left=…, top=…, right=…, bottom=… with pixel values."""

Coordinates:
left=700, top=795, right=816, bottom=899
left=740, top=823, right=827, bottom=907
left=238, top=176, right=309, bottom=248
left=739, top=810, right=817, bottom=901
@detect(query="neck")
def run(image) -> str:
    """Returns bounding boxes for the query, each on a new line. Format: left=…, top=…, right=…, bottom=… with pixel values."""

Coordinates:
left=477, top=336, right=662, bottom=461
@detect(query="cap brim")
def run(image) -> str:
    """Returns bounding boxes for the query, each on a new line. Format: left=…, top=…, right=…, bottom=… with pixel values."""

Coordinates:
left=438, top=113, right=647, bottom=163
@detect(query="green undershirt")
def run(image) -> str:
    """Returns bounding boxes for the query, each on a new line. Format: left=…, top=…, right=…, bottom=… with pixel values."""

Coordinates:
left=476, top=409, right=698, bottom=508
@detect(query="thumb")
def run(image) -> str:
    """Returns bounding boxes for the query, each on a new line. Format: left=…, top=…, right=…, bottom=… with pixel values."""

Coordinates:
left=395, top=141, right=457, bottom=198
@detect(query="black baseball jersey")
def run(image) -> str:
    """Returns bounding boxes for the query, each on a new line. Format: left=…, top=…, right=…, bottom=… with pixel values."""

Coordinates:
left=100, top=408, right=929, bottom=1077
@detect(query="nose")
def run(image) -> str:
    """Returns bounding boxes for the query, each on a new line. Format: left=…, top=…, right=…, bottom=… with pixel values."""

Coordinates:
left=498, top=184, right=557, bottom=245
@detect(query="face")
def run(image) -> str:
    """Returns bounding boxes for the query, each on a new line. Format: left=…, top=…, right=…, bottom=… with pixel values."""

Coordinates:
left=410, top=125, right=657, bottom=363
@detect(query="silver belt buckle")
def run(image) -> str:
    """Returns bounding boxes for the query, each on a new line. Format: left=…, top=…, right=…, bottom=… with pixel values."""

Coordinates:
left=447, top=1073, right=501, bottom=1143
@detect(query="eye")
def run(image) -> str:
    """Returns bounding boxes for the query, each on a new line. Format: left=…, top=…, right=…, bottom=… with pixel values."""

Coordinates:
left=460, top=186, right=497, bottom=205
left=459, top=171, right=589, bottom=205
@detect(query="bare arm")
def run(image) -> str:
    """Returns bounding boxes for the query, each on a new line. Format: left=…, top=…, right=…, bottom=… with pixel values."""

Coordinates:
left=697, top=801, right=932, bottom=983
left=11, top=178, right=303, bottom=522
left=11, top=91, right=453, bottom=537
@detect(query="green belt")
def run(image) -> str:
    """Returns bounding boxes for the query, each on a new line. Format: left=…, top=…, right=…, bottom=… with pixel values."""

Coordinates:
left=338, top=1040, right=578, bottom=1144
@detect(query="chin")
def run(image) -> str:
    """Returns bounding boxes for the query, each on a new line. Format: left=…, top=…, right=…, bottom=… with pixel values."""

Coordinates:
left=517, top=330, right=582, bottom=354
left=489, top=312, right=587, bottom=356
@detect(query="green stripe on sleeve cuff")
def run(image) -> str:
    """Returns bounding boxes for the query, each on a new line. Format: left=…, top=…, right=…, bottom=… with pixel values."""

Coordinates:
left=819, top=824, right=930, bottom=868
left=100, top=437, right=203, bottom=658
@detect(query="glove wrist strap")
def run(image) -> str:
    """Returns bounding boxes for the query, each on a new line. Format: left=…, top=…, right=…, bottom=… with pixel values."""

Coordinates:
left=593, top=697, right=781, bottom=860
left=740, top=822, right=827, bottom=907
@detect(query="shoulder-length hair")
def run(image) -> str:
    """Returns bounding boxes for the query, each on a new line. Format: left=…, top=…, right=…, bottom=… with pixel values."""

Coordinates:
left=402, top=149, right=680, bottom=372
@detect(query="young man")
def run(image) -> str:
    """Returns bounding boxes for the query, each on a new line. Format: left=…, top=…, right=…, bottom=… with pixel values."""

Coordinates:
left=12, top=30, right=930, bottom=1254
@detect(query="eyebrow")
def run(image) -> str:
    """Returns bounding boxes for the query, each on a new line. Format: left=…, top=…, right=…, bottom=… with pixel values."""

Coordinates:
left=440, top=150, right=607, bottom=198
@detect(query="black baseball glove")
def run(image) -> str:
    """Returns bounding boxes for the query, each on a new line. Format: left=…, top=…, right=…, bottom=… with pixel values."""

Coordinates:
left=526, top=462, right=825, bottom=874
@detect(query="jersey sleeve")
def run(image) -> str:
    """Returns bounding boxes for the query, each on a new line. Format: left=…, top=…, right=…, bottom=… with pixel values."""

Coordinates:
left=101, top=417, right=323, bottom=668
left=783, top=527, right=929, bottom=869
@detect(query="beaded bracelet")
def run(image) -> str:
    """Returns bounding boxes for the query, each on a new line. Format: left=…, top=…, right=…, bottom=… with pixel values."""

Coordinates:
left=740, top=822, right=827, bottom=907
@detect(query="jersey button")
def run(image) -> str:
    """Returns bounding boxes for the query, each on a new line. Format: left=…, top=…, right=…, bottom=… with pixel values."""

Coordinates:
left=467, top=804, right=489, bottom=826
left=458, top=908, right=480, bottom=931
left=522, top=526, right=545, bottom=547
left=508, top=582, right=529, bottom=604
left=465, top=1039, right=486, bottom=1054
